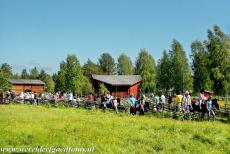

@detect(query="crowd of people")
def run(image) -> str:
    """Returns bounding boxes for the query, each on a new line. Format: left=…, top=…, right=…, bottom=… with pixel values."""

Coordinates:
left=0, top=89, right=218, bottom=120
left=0, top=90, right=123, bottom=111
left=127, top=89, right=217, bottom=120
left=86, top=91, right=122, bottom=112
left=0, top=91, right=79, bottom=105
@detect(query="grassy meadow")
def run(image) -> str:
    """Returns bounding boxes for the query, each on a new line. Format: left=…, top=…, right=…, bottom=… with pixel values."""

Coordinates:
left=0, top=104, right=229, bottom=154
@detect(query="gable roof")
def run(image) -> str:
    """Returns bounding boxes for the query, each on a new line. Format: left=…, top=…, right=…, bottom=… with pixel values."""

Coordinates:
left=92, top=74, right=141, bottom=86
left=9, top=79, right=45, bottom=85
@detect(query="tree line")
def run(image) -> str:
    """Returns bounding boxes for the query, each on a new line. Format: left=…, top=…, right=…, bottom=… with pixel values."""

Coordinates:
left=0, top=25, right=229, bottom=96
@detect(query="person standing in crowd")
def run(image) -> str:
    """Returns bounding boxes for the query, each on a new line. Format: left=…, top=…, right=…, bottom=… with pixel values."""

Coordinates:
left=10, top=92, right=16, bottom=101
left=30, top=92, right=35, bottom=103
left=168, top=92, right=173, bottom=110
left=106, top=91, right=113, bottom=106
left=34, top=92, right=38, bottom=105
left=113, top=96, right=118, bottom=113
left=175, top=91, right=183, bottom=111
left=139, top=95, right=145, bottom=115
left=93, top=92, right=99, bottom=106
left=19, top=92, right=24, bottom=103
left=207, top=96, right=215, bottom=121
left=87, top=93, right=94, bottom=108
left=154, top=93, right=160, bottom=110
left=198, top=89, right=205, bottom=109
left=150, top=93, right=154, bottom=99
left=161, top=92, right=166, bottom=110
left=129, top=94, right=137, bottom=115
left=182, top=91, right=192, bottom=118
left=101, top=91, right=107, bottom=110
left=69, top=93, right=73, bottom=103
left=53, top=92, right=59, bottom=103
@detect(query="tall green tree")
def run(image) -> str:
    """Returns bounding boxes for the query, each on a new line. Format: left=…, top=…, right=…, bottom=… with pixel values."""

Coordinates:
left=98, top=83, right=108, bottom=94
left=191, top=40, right=212, bottom=92
left=1, top=63, right=13, bottom=78
left=82, top=76, right=94, bottom=95
left=44, top=76, right=55, bottom=93
left=82, top=59, right=102, bottom=78
left=156, top=50, right=172, bottom=91
left=38, top=69, right=47, bottom=81
left=169, top=39, right=192, bottom=92
left=30, top=67, right=39, bottom=79
left=0, top=63, right=12, bottom=91
left=205, top=25, right=230, bottom=94
left=55, top=61, right=67, bottom=92
left=135, top=49, right=157, bottom=92
left=98, top=52, right=116, bottom=75
left=38, top=69, right=54, bottom=93
left=65, top=54, right=84, bottom=95
left=0, top=72, right=10, bottom=91
left=21, top=69, right=29, bottom=79
left=52, top=73, right=59, bottom=92
left=117, top=53, right=133, bottom=75
left=54, top=54, right=93, bottom=96
left=12, top=73, right=21, bottom=79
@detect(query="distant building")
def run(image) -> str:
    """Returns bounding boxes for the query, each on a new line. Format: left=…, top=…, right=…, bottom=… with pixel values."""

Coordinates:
left=9, top=79, right=45, bottom=93
left=92, top=74, right=142, bottom=98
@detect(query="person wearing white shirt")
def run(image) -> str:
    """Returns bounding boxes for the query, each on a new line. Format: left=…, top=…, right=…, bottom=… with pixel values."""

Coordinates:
left=161, top=93, right=166, bottom=110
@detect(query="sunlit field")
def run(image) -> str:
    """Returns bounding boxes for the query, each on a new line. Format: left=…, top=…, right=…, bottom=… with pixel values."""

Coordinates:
left=0, top=104, right=229, bottom=154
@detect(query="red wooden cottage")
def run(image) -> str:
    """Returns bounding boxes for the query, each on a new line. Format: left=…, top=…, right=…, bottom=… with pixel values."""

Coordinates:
left=9, top=79, right=45, bottom=94
left=91, top=74, right=142, bottom=98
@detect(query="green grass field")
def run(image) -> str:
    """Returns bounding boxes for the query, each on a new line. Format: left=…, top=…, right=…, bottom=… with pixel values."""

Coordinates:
left=0, top=104, right=229, bottom=154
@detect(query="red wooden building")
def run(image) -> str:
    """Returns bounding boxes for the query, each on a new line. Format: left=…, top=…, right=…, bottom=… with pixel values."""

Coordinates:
left=92, top=74, right=142, bottom=98
left=9, top=79, right=45, bottom=94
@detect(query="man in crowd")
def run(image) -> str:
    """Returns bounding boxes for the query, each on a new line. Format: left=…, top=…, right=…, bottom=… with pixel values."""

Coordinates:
left=161, top=92, right=166, bottom=110
left=175, top=91, right=183, bottom=111
left=182, top=91, right=192, bottom=118
left=129, top=94, right=137, bottom=115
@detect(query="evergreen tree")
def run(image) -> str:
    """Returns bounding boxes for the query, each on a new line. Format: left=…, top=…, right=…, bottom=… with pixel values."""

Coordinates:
left=169, top=39, right=192, bottom=92
left=12, top=73, right=21, bottom=79
left=1, top=63, right=13, bottom=78
left=21, top=69, right=29, bottom=79
left=38, top=69, right=55, bottom=93
left=45, top=76, right=55, bottom=93
left=98, top=52, right=116, bottom=75
left=55, top=61, right=67, bottom=92
left=135, top=49, right=157, bottom=92
left=156, top=50, right=172, bottom=91
left=0, top=63, right=12, bottom=91
left=30, top=67, right=39, bottom=79
left=82, top=76, right=94, bottom=95
left=191, top=40, right=212, bottom=92
left=82, top=59, right=102, bottom=78
left=54, top=54, right=91, bottom=96
left=65, top=54, right=84, bottom=95
left=117, top=53, right=133, bottom=75
left=205, top=25, right=230, bottom=94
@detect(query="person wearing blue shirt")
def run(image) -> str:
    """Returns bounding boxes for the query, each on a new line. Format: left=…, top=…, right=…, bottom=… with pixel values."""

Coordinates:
left=207, top=97, right=215, bottom=121
left=129, top=94, right=137, bottom=115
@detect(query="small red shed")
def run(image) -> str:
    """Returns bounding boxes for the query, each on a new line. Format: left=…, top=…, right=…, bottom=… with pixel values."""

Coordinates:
left=92, top=74, right=142, bottom=98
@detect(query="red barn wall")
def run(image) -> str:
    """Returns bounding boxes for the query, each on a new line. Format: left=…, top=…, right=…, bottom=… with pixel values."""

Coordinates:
left=128, top=82, right=141, bottom=98
left=11, top=84, right=44, bottom=94
left=31, top=85, right=44, bottom=93
left=112, top=91, right=129, bottom=98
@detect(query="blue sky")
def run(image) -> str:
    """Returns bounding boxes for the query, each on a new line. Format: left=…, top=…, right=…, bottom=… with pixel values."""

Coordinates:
left=0, top=0, right=230, bottom=74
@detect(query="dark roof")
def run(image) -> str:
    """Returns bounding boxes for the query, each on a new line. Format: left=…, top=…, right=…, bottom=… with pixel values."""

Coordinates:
left=9, top=79, right=45, bottom=85
left=92, top=74, right=141, bottom=86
